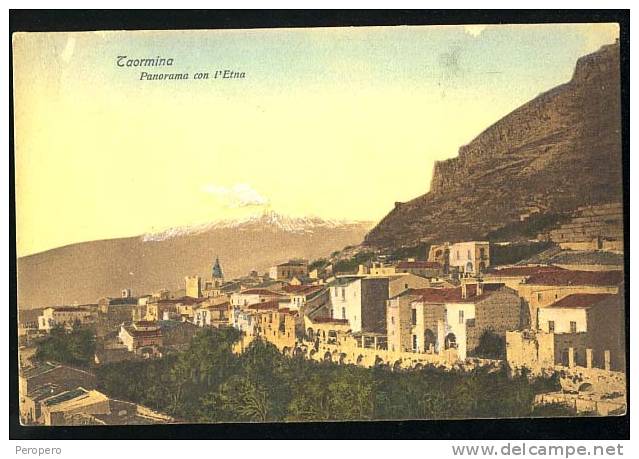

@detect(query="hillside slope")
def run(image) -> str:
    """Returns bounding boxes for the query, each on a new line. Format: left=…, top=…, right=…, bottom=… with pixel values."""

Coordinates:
left=17, top=213, right=371, bottom=309
left=365, top=42, right=622, bottom=248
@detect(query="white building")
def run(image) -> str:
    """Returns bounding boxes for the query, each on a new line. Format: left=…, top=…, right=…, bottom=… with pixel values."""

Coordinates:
left=448, top=241, right=490, bottom=275
left=37, top=307, right=96, bottom=331
left=230, top=288, right=286, bottom=307
left=537, top=294, right=616, bottom=334
left=329, top=276, right=389, bottom=333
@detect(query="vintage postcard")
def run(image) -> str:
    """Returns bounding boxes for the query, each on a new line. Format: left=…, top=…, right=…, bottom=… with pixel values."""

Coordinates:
left=13, top=23, right=626, bottom=426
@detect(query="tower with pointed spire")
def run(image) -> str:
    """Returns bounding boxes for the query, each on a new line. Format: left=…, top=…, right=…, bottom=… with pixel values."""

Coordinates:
left=203, top=256, right=225, bottom=298
left=212, top=256, right=224, bottom=280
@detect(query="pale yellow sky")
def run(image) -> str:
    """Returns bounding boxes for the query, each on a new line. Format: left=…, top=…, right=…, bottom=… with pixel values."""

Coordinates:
left=12, top=24, right=619, bottom=257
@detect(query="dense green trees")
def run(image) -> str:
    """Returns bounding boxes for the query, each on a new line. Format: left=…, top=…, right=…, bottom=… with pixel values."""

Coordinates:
left=35, top=324, right=95, bottom=366
left=93, top=327, right=569, bottom=422
left=471, top=330, right=506, bottom=360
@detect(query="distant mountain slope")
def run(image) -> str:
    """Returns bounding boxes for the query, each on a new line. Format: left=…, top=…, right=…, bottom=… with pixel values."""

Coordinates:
left=17, top=212, right=371, bottom=309
left=365, top=42, right=622, bottom=248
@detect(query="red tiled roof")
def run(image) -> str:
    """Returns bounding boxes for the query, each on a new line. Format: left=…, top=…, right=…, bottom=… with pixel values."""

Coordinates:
left=525, top=270, right=624, bottom=287
left=282, top=285, right=323, bottom=295
left=414, top=283, right=504, bottom=303
left=396, top=261, right=441, bottom=269
left=486, top=266, right=565, bottom=277
left=311, top=317, right=349, bottom=325
left=546, top=293, right=617, bottom=309
left=246, top=300, right=281, bottom=310
left=239, top=289, right=285, bottom=296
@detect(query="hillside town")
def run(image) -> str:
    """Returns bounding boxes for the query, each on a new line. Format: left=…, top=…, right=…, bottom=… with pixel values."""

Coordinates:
left=18, top=202, right=626, bottom=425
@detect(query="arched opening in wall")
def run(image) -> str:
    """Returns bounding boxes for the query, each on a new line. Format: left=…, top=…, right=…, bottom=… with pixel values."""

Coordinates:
left=424, top=329, right=436, bottom=352
left=356, top=354, right=364, bottom=365
left=323, top=351, right=332, bottom=362
left=282, top=346, right=291, bottom=356
left=327, top=330, right=338, bottom=345
left=414, top=363, right=424, bottom=370
left=374, top=355, right=384, bottom=367
left=392, top=360, right=402, bottom=371
left=309, top=349, right=317, bottom=358
left=466, top=262, right=474, bottom=273
left=294, top=347, right=305, bottom=357
left=479, top=261, right=486, bottom=273
left=444, top=333, right=457, bottom=350
left=578, top=383, right=594, bottom=393
left=306, top=328, right=314, bottom=341
left=339, top=353, right=347, bottom=364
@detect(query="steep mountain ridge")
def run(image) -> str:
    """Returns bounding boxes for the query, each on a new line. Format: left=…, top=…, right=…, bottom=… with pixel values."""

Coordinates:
left=17, top=213, right=371, bottom=309
left=365, top=42, right=622, bottom=248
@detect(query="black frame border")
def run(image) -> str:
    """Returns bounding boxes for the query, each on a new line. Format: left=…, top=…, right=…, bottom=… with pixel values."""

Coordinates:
left=9, top=9, right=630, bottom=440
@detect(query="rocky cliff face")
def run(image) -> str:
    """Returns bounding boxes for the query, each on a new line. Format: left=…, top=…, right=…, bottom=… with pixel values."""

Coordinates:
left=365, top=42, right=622, bottom=248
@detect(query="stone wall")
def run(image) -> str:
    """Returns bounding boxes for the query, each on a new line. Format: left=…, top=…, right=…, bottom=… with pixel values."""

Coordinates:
left=547, top=202, right=623, bottom=250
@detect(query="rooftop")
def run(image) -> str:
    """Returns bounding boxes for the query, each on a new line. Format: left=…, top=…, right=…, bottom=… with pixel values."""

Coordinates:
left=525, top=270, right=624, bottom=286
left=413, top=283, right=505, bottom=304
left=44, top=388, right=110, bottom=413
left=239, top=288, right=285, bottom=296
left=246, top=300, right=281, bottom=310
left=282, top=285, right=324, bottom=295
left=21, top=362, right=58, bottom=379
left=486, top=265, right=566, bottom=277
left=310, top=317, right=349, bottom=325
left=277, top=260, right=307, bottom=267
left=396, top=260, right=441, bottom=269
left=546, top=293, right=618, bottom=309
left=47, top=306, right=90, bottom=313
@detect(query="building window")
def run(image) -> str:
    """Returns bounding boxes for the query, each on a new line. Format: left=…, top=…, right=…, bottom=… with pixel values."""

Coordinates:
left=411, top=309, right=417, bottom=326
left=537, top=293, right=542, bottom=302
left=467, top=249, right=471, bottom=259
left=391, top=316, right=395, bottom=325
left=456, top=250, right=460, bottom=260
left=548, top=321, right=555, bottom=333
left=570, top=321, right=577, bottom=333
left=341, top=307, right=346, bottom=320
left=341, top=288, right=346, bottom=300
left=405, top=283, right=409, bottom=289
left=459, top=310, right=464, bottom=324
left=412, top=334, right=417, bottom=351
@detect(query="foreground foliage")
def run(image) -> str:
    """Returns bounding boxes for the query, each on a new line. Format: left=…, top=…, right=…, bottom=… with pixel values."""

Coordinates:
left=35, top=324, right=95, bottom=366
left=93, top=328, right=568, bottom=422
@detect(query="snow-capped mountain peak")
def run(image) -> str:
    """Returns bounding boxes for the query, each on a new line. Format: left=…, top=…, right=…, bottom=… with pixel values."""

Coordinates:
left=141, top=211, right=370, bottom=242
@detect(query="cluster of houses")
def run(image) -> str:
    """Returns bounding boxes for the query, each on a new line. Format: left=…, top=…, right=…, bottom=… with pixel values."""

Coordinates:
left=19, top=237, right=626, bottom=423
left=18, top=362, right=174, bottom=426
